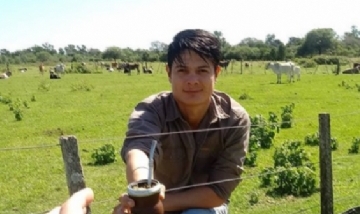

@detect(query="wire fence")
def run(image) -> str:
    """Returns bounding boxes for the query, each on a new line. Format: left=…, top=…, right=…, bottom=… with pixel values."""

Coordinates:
left=0, top=111, right=359, bottom=214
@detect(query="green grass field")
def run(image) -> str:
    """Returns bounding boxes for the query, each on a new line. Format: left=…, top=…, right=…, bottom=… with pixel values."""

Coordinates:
left=0, top=62, right=359, bottom=214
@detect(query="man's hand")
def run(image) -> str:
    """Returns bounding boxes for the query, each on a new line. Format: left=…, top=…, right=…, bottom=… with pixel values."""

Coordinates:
left=47, top=188, right=94, bottom=214
left=113, top=184, right=165, bottom=214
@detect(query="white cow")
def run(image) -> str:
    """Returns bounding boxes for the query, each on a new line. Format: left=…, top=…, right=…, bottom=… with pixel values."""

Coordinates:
left=54, top=63, right=66, bottom=75
left=0, top=71, right=12, bottom=79
left=265, top=62, right=296, bottom=84
left=293, top=65, right=301, bottom=81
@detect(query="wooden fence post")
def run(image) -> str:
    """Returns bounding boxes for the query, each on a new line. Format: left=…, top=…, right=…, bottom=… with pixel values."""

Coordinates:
left=60, top=135, right=91, bottom=214
left=319, top=113, right=333, bottom=214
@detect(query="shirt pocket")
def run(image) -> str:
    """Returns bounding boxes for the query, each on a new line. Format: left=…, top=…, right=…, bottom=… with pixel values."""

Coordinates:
left=162, top=146, right=187, bottom=160
left=158, top=144, right=189, bottom=185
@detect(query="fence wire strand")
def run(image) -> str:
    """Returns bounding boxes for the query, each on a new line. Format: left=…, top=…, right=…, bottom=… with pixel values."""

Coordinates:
left=1, top=109, right=360, bottom=152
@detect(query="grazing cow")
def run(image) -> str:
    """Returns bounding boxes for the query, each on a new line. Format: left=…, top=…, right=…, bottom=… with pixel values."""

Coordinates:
left=219, top=60, right=230, bottom=70
left=50, top=71, right=61, bottom=79
left=0, top=71, right=12, bottom=79
left=39, top=63, right=45, bottom=75
left=244, top=62, right=250, bottom=68
left=54, top=63, right=66, bottom=75
left=265, top=62, right=296, bottom=84
left=18, top=68, right=28, bottom=72
left=121, top=63, right=140, bottom=75
left=142, top=66, right=153, bottom=74
left=111, top=62, right=118, bottom=68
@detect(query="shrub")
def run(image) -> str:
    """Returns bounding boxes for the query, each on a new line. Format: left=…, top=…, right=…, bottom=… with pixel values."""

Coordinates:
left=295, top=58, right=317, bottom=68
left=249, top=191, right=259, bottom=205
left=259, top=140, right=317, bottom=197
left=250, top=114, right=276, bottom=149
left=280, top=103, right=295, bottom=128
left=91, top=144, right=116, bottom=165
left=304, top=132, right=339, bottom=151
left=273, top=140, right=312, bottom=168
left=245, top=112, right=280, bottom=167
left=304, top=132, right=319, bottom=146
left=239, top=92, right=252, bottom=100
left=348, top=137, right=360, bottom=154
left=272, top=165, right=317, bottom=197
left=312, top=55, right=349, bottom=65
left=67, top=63, right=93, bottom=74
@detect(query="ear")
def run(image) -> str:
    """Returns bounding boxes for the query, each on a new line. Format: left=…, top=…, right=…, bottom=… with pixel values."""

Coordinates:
left=215, top=65, right=221, bottom=78
left=166, top=64, right=171, bottom=83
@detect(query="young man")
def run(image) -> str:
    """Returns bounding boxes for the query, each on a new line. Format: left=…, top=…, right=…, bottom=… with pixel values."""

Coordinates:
left=114, top=29, right=250, bottom=214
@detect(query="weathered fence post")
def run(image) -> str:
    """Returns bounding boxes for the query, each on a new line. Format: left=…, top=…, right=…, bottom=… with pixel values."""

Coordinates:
left=240, top=59, right=243, bottom=74
left=319, top=113, right=333, bottom=214
left=230, top=59, right=234, bottom=73
left=60, top=135, right=91, bottom=214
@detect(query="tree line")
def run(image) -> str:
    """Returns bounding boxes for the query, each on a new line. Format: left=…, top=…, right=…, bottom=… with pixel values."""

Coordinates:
left=0, top=26, right=359, bottom=65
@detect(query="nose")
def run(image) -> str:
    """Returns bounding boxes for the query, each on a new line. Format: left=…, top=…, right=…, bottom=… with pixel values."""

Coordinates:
left=186, top=73, right=199, bottom=86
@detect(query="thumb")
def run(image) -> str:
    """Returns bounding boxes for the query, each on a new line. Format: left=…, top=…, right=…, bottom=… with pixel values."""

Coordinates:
left=159, top=184, right=166, bottom=200
left=60, top=188, right=94, bottom=213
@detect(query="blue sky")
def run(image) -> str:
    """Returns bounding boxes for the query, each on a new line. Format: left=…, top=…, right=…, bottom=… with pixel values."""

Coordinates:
left=0, top=0, right=359, bottom=52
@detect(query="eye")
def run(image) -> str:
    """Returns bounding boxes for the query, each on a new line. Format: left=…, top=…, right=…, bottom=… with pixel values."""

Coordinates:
left=199, top=69, right=209, bottom=73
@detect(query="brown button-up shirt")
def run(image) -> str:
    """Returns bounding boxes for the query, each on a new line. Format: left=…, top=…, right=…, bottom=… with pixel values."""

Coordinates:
left=120, top=90, right=250, bottom=202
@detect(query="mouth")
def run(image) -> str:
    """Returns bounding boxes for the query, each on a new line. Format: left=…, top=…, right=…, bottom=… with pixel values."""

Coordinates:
left=183, top=90, right=202, bottom=93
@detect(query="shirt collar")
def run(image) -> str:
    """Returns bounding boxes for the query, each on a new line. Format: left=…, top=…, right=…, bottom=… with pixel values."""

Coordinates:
left=165, top=92, right=230, bottom=123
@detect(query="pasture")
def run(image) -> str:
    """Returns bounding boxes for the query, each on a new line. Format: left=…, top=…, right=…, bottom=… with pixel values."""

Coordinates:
left=0, top=62, right=360, bottom=214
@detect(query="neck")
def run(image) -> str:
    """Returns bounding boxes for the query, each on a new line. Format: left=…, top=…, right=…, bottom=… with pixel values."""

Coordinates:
left=177, top=101, right=211, bottom=130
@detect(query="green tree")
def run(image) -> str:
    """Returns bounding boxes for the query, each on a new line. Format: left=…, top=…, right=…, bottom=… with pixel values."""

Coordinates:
left=297, top=28, right=338, bottom=56
left=102, top=47, right=122, bottom=62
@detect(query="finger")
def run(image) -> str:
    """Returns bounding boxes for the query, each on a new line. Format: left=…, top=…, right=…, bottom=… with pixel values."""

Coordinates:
left=120, top=194, right=135, bottom=207
left=123, top=208, right=131, bottom=214
left=113, top=204, right=131, bottom=214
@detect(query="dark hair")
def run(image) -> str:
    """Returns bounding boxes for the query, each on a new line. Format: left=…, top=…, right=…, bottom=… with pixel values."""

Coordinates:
left=167, top=29, right=221, bottom=70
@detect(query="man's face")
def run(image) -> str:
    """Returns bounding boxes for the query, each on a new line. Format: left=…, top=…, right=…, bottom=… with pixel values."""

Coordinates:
left=166, top=50, right=221, bottom=107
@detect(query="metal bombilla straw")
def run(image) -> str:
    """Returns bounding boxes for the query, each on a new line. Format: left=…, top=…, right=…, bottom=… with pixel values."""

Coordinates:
left=147, top=140, right=157, bottom=187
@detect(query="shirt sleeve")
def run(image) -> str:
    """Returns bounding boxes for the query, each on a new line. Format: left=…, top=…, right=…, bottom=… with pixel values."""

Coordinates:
left=120, top=100, right=163, bottom=167
left=208, top=109, right=250, bottom=200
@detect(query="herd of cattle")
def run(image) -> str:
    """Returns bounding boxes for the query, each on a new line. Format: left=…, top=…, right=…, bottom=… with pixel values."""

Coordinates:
left=99, top=62, right=153, bottom=74
left=1, top=60, right=360, bottom=83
